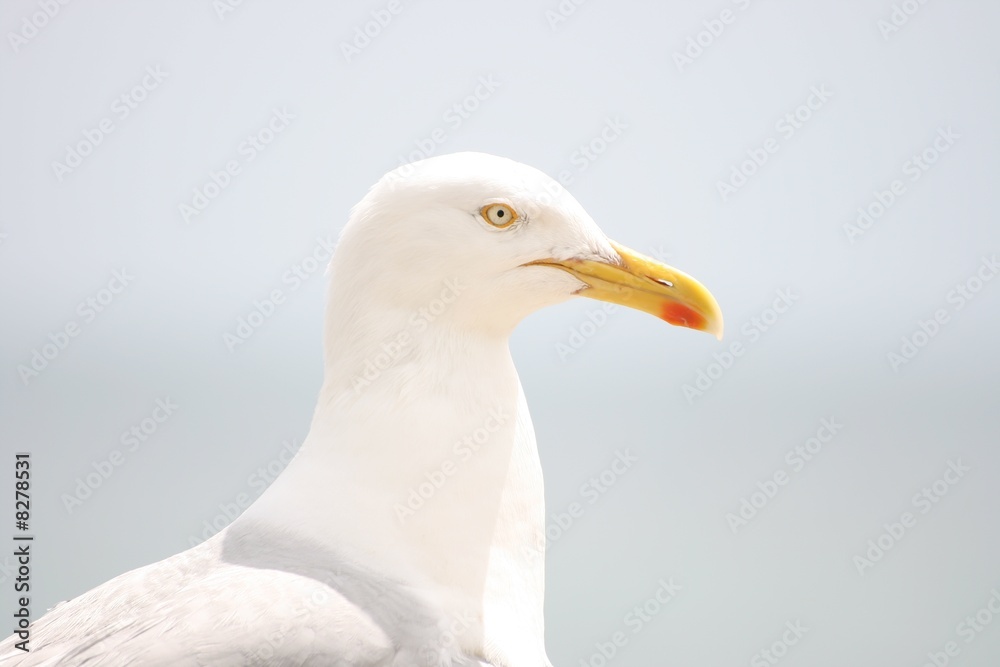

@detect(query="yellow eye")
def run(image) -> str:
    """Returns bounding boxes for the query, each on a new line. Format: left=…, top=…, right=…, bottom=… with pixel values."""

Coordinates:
left=481, top=203, right=518, bottom=228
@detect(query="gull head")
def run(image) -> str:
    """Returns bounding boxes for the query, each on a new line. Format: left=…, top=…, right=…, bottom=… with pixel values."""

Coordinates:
left=331, top=152, right=723, bottom=339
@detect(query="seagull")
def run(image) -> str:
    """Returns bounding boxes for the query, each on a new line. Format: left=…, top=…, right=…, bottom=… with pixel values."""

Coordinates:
left=1, top=152, right=722, bottom=666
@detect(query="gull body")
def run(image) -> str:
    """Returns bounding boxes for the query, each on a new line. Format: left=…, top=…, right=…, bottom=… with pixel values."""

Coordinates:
left=0, top=153, right=721, bottom=666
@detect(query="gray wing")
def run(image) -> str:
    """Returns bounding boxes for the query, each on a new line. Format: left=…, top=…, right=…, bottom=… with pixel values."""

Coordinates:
left=0, top=545, right=396, bottom=666
left=0, top=532, right=492, bottom=666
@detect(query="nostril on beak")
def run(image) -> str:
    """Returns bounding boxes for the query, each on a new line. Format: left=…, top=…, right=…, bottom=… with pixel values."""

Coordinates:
left=651, top=277, right=674, bottom=288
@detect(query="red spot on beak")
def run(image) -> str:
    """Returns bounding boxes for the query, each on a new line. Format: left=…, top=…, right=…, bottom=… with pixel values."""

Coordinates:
left=660, top=302, right=706, bottom=330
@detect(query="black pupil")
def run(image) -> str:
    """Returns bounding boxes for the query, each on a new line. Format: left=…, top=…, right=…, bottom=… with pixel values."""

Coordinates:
left=496, top=209, right=504, bottom=218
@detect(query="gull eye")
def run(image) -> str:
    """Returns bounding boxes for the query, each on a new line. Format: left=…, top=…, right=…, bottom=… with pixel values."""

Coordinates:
left=481, top=203, right=518, bottom=228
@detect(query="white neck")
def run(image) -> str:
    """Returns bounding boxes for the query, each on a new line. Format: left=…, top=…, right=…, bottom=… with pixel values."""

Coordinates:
left=238, top=287, right=550, bottom=666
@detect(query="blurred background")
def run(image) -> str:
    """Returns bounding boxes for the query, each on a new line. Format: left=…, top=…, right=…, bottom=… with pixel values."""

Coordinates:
left=1, top=1, right=998, bottom=665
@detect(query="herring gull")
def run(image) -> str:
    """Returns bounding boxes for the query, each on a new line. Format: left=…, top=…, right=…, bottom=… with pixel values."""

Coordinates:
left=1, top=152, right=722, bottom=666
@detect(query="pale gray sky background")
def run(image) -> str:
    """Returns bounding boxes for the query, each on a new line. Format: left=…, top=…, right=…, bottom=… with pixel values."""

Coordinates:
left=1, top=1, right=999, bottom=665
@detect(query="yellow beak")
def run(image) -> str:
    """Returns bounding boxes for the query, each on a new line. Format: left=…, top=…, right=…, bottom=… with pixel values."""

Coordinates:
left=528, top=241, right=723, bottom=339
